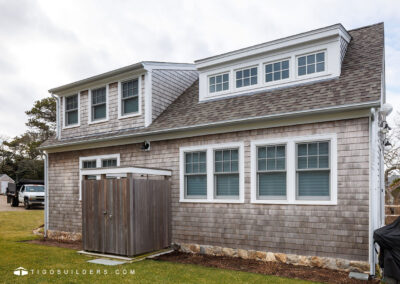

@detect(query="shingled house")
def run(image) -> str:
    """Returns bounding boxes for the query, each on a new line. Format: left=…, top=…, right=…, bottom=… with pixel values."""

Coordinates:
left=41, top=23, right=387, bottom=274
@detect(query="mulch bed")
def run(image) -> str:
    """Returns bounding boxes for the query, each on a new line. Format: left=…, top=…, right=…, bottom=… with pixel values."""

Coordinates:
left=28, top=238, right=82, bottom=250
left=154, top=251, right=380, bottom=284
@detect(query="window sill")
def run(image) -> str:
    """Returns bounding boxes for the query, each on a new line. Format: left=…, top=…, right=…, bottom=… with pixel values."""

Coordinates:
left=62, top=124, right=80, bottom=129
left=180, top=199, right=244, bottom=204
left=88, top=118, right=109, bottom=125
left=251, top=199, right=337, bottom=205
left=118, top=112, right=141, bottom=120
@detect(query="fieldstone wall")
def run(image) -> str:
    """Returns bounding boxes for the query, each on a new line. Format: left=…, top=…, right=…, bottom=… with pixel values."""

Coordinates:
left=177, top=242, right=370, bottom=273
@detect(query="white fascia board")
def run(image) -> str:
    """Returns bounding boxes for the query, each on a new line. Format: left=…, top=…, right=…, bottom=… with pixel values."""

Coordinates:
left=196, top=24, right=350, bottom=69
left=80, top=167, right=172, bottom=176
left=142, top=62, right=196, bottom=71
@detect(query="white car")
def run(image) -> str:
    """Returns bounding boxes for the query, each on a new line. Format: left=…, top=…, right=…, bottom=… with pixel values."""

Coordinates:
left=18, top=184, right=45, bottom=209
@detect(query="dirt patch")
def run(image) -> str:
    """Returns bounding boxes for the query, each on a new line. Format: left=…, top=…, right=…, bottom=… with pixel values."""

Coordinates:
left=155, top=251, right=379, bottom=284
left=28, top=238, right=82, bottom=250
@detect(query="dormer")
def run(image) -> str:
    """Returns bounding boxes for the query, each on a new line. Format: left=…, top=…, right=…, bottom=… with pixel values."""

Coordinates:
left=196, top=24, right=351, bottom=102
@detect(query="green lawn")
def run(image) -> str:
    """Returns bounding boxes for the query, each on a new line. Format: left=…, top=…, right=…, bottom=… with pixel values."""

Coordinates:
left=0, top=211, right=316, bottom=284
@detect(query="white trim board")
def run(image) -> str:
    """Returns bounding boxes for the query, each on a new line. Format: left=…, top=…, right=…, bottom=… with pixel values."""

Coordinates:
left=250, top=133, right=338, bottom=205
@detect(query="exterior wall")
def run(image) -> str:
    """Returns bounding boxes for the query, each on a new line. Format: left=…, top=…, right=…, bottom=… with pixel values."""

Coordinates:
left=151, top=69, right=198, bottom=120
left=48, top=117, right=370, bottom=261
left=60, top=75, right=146, bottom=139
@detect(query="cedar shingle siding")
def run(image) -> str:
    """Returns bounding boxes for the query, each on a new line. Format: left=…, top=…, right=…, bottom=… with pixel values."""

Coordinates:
left=48, top=118, right=369, bottom=261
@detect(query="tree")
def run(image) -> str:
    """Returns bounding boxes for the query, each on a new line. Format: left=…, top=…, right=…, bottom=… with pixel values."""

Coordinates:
left=25, top=97, right=56, bottom=140
left=0, top=96, right=56, bottom=181
left=384, top=112, right=400, bottom=204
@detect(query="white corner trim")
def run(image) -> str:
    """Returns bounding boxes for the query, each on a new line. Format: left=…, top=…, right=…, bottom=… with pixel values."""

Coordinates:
left=88, top=84, right=109, bottom=125
left=117, top=75, right=143, bottom=119
left=179, top=142, right=245, bottom=204
left=62, top=93, right=81, bottom=129
left=250, top=133, right=338, bottom=205
left=144, top=71, right=153, bottom=127
left=78, top=153, right=120, bottom=200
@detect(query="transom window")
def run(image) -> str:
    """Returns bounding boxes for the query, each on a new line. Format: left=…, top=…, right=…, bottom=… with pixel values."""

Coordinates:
left=65, top=94, right=78, bottom=126
left=91, top=87, right=107, bottom=121
left=236, top=67, right=257, bottom=88
left=209, top=73, right=229, bottom=93
left=82, top=160, right=96, bottom=169
left=121, top=79, right=139, bottom=115
left=265, top=60, right=289, bottom=82
left=257, top=145, right=286, bottom=199
left=184, top=151, right=207, bottom=198
left=214, top=149, right=239, bottom=198
left=298, top=52, right=325, bottom=76
left=102, top=158, right=117, bottom=168
left=296, top=141, right=330, bottom=200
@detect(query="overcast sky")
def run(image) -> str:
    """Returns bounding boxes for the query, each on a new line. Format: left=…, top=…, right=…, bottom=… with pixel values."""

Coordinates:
left=0, top=0, right=399, bottom=139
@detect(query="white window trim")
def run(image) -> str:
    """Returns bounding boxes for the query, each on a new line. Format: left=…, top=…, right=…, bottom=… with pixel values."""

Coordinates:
left=207, top=71, right=231, bottom=96
left=250, top=133, right=337, bottom=205
left=62, top=93, right=80, bottom=129
left=233, top=65, right=259, bottom=92
left=295, top=49, right=328, bottom=80
left=262, top=57, right=292, bottom=87
left=180, top=142, right=245, bottom=203
left=117, top=75, right=142, bottom=119
left=88, top=85, right=109, bottom=124
left=79, top=153, right=120, bottom=200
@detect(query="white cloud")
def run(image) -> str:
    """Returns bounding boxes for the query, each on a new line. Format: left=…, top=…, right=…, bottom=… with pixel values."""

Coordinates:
left=0, top=0, right=399, bottom=137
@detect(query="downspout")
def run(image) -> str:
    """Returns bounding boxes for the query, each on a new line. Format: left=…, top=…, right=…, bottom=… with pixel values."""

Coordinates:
left=51, top=93, right=61, bottom=140
left=369, top=107, right=377, bottom=276
left=44, top=151, right=49, bottom=237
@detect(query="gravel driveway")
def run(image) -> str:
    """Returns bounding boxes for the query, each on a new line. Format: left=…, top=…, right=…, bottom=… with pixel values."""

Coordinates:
left=0, top=195, right=43, bottom=211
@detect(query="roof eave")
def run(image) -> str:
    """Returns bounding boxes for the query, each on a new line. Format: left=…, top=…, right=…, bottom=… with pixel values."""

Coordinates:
left=40, top=100, right=379, bottom=151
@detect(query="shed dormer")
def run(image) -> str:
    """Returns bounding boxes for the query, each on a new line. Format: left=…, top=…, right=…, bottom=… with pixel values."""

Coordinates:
left=196, top=24, right=351, bottom=102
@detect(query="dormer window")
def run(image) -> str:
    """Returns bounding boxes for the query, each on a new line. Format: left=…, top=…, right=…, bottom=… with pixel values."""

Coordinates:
left=91, top=87, right=107, bottom=122
left=236, top=67, right=257, bottom=88
left=64, top=94, right=79, bottom=127
left=209, top=73, right=229, bottom=93
left=121, top=79, right=139, bottom=115
left=298, top=52, right=325, bottom=76
left=265, top=60, right=289, bottom=82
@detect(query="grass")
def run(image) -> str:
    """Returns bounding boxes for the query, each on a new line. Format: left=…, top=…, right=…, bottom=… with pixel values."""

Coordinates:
left=0, top=211, right=317, bottom=284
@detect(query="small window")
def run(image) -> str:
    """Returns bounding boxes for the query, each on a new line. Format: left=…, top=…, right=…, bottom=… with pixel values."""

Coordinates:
left=65, top=94, right=78, bottom=126
left=298, top=52, right=325, bottom=76
left=121, top=79, right=139, bottom=115
left=296, top=141, right=330, bottom=200
left=91, top=87, right=107, bottom=121
left=82, top=160, right=96, bottom=169
left=209, top=73, right=229, bottom=93
left=214, top=149, right=239, bottom=198
left=236, top=67, right=257, bottom=88
left=185, top=152, right=207, bottom=198
left=265, top=60, right=289, bottom=82
left=102, top=159, right=117, bottom=168
left=257, top=145, right=286, bottom=199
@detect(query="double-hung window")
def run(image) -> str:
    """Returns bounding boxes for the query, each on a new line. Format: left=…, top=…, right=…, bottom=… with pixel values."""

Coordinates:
left=236, top=67, right=257, bottom=88
left=296, top=141, right=330, bottom=200
left=121, top=79, right=139, bottom=115
left=209, top=73, right=229, bottom=93
left=214, top=149, right=239, bottom=198
left=298, top=52, right=325, bottom=76
left=65, top=94, right=78, bottom=126
left=251, top=135, right=336, bottom=204
left=257, top=145, right=286, bottom=199
left=184, top=151, right=207, bottom=198
left=91, top=87, right=107, bottom=121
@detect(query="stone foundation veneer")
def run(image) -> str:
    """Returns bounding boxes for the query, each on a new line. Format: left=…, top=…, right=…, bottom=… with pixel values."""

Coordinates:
left=176, top=243, right=370, bottom=273
left=47, top=230, right=82, bottom=242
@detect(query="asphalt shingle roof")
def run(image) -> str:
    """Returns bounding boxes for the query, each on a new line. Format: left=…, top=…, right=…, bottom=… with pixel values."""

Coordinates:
left=42, top=23, right=384, bottom=149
